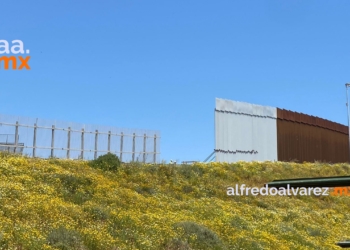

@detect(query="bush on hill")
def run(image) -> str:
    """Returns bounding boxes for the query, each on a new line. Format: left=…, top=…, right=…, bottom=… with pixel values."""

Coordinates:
left=89, top=152, right=121, bottom=172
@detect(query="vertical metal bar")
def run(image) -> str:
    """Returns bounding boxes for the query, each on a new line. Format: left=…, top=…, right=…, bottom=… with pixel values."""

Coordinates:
left=153, top=134, right=157, bottom=163
left=346, top=83, right=350, bottom=163
left=6, top=135, right=9, bottom=152
left=143, top=134, right=146, bottom=163
left=67, top=127, right=71, bottom=159
left=51, top=125, right=55, bottom=158
left=214, top=108, right=217, bottom=162
left=33, top=123, right=37, bottom=157
left=120, top=132, right=123, bottom=162
left=94, top=130, right=98, bottom=160
left=14, top=121, right=19, bottom=153
left=132, top=133, right=135, bottom=162
left=81, top=128, right=84, bottom=159
left=108, top=131, right=111, bottom=153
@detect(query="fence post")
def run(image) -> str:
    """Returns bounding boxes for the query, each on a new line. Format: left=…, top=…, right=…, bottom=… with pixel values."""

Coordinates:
left=81, top=128, right=84, bottom=159
left=143, top=134, right=146, bottom=163
left=108, top=131, right=111, bottom=153
left=132, top=133, right=135, bottom=162
left=120, top=132, right=123, bottom=162
left=94, top=130, right=98, bottom=160
left=51, top=125, right=55, bottom=158
left=14, top=121, right=19, bottom=153
left=153, top=134, right=156, bottom=163
left=33, top=123, right=37, bottom=157
left=67, top=127, right=71, bottom=159
left=6, top=134, right=10, bottom=152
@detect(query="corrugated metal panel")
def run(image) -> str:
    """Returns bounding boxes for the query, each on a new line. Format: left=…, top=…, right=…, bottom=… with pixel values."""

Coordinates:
left=216, top=98, right=277, bottom=118
left=277, top=109, right=348, bottom=134
left=215, top=98, right=278, bottom=162
left=277, top=108, right=349, bottom=163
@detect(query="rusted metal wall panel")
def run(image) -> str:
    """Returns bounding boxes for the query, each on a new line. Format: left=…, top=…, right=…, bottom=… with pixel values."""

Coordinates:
left=277, top=109, right=349, bottom=163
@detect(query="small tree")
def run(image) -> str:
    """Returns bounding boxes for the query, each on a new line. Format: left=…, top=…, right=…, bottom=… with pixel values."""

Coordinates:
left=89, top=153, right=121, bottom=172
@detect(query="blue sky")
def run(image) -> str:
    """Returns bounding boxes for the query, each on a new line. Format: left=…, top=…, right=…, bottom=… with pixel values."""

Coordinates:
left=1, top=0, right=350, bottom=162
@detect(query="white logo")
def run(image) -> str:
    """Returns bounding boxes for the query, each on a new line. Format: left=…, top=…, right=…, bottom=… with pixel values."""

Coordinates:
left=0, top=40, right=30, bottom=54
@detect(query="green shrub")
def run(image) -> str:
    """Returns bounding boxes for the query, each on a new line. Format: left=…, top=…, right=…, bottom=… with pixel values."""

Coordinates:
left=230, top=215, right=250, bottom=230
left=232, top=236, right=264, bottom=250
left=108, top=215, right=142, bottom=248
left=161, top=238, right=191, bottom=250
left=83, top=206, right=109, bottom=221
left=135, top=185, right=156, bottom=195
left=64, top=191, right=93, bottom=205
left=182, top=185, right=194, bottom=194
left=47, top=226, right=85, bottom=250
left=55, top=174, right=94, bottom=204
left=89, top=153, right=121, bottom=172
left=306, top=226, right=327, bottom=237
left=177, top=165, right=204, bottom=179
left=56, top=174, right=93, bottom=193
left=174, top=221, right=225, bottom=249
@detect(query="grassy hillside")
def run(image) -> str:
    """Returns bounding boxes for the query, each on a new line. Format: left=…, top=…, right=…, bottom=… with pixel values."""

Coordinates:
left=0, top=153, right=350, bottom=249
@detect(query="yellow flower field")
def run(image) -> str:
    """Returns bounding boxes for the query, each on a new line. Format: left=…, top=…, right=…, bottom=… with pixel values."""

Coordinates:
left=0, top=153, right=350, bottom=249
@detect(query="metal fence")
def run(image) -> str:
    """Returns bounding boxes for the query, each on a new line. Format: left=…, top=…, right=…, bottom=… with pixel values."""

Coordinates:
left=0, top=114, right=161, bottom=163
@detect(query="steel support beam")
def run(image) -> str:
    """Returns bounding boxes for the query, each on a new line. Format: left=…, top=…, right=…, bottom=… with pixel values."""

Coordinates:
left=265, top=176, right=350, bottom=188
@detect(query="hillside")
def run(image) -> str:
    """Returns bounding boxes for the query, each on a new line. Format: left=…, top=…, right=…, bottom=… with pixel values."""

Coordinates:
left=0, top=153, right=350, bottom=249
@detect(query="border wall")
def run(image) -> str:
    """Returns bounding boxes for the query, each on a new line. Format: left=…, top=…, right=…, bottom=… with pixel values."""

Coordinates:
left=215, top=98, right=349, bottom=163
left=277, top=109, right=348, bottom=163
left=215, top=98, right=278, bottom=162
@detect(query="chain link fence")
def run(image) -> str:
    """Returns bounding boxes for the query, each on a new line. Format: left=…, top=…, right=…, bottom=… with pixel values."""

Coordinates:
left=0, top=114, right=160, bottom=163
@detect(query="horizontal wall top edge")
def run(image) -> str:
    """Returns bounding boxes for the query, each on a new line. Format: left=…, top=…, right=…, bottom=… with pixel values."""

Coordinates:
left=215, top=98, right=347, bottom=134
left=277, top=108, right=346, bottom=125
left=277, top=108, right=348, bottom=134
left=215, top=109, right=276, bottom=119
left=215, top=98, right=277, bottom=118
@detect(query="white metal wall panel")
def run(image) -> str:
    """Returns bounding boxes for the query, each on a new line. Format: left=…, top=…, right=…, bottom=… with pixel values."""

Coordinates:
left=215, top=98, right=277, bottom=162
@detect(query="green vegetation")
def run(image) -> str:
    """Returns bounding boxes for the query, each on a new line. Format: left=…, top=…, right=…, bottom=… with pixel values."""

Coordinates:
left=173, top=221, right=225, bottom=249
left=47, top=226, right=84, bottom=250
left=89, top=152, right=121, bottom=172
left=0, top=153, right=349, bottom=249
